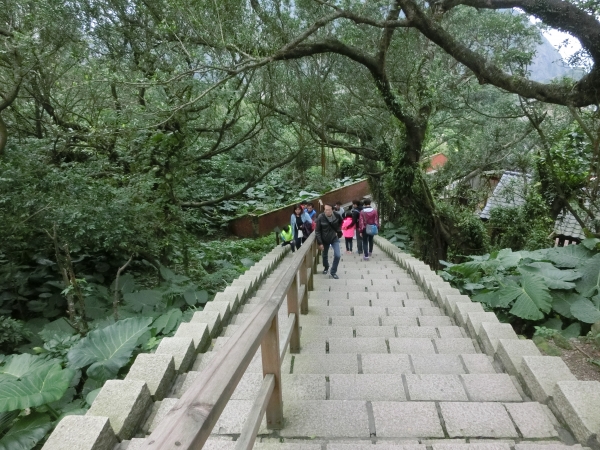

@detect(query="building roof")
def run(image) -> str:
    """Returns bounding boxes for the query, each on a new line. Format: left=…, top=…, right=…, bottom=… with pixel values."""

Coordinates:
left=479, top=171, right=531, bottom=220
left=479, top=170, right=586, bottom=240
left=425, top=153, right=448, bottom=173
left=555, top=211, right=586, bottom=240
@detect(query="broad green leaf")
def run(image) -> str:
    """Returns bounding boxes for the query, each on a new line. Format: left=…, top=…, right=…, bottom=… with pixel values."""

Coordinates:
left=84, top=296, right=110, bottom=320
left=41, top=318, right=76, bottom=337
left=123, top=290, right=163, bottom=313
left=85, top=388, right=101, bottom=407
left=508, top=272, right=552, bottom=320
left=561, top=322, right=581, bottom=339
left=183, top=290, right=208, bottom=306
left=0, top=355, right=51, bottom=380
left=153, top=309, right=182, bottom=335
left=520, top=248, right=550, bottom=261
left=110, top=274, right=135, bottom=294
left=472, top=290, right=498, bottom=306
left=570, top=297, right=600, bottom=324
left=550, top=291, right=582, bottom=319
left=496, top=249, right=521, bottom=269
left=546, top=244, right=593, bottom=268
left=520, top=262, right=580, bottom=290
left=67, top=317, right=152, bottom=381
left=486, top=286, right=522, bottom=308
left=0, top=413, right=52, bottom=450
left=575, top=253, right=600, bottom=297
left=543, top=318, right=563, bottom=330
left=463, top=283, right=485, bottom=291
left=0, top=364, right=74, bottom=412
left=159, top=266, right=190, bottom=284
left=0, top=411, right=19, bottom=435
left=581, top=237, right=600, bottom=250
left=448, top=261, right=483, bottom=278
left=240, top=258, right=254, bottom=268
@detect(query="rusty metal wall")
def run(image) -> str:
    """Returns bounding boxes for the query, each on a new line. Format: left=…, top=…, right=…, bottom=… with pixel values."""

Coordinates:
left=229, top=180, right=370, bottom=238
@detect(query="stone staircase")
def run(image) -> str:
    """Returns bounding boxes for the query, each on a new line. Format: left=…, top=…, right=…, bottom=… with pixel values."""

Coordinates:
left=137, top=248, right=588, bottom=450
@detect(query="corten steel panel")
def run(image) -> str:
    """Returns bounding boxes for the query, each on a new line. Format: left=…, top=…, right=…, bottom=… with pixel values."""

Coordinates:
left=229, top=180, right=370, bottom=238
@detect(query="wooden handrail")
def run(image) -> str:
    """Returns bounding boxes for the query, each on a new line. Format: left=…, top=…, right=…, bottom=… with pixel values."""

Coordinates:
left=234, top=374, right=275, bottom=450
left=143, top=233, right=316, bottom=449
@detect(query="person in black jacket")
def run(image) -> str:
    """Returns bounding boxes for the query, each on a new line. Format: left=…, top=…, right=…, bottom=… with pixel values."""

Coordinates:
left=351, top=199, right=364, bottom=256
left=315, top=204, right=343, bottom=279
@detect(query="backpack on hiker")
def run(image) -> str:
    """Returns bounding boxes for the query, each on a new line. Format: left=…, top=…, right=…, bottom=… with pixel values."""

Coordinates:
left=302, top=220, right=313, bottom=236
left=361, top=210, right=379, bottom=236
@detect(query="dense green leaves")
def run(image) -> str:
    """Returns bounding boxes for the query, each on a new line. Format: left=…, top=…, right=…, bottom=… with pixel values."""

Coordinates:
left=67, top=317, right=152, bottom=381
left=520, top=262, right=580, bottom=290
left=575, top=253, right=600, bottom=297
left=442, top=243, right=600, bottom=328
left=0, top=363, right=74, bottom=413
left=570, top=297, right=600, bottom=323
left=0, top=413, right=52, bottom=450
left=0, top=355, right=50, bottom=381
left=545, top=245, right=592, bottom=268
left=509, top=272, right=553, bottom=320
left=122, top=291, right=163, bottom=314
left=0, top=412, right=51, bottom=450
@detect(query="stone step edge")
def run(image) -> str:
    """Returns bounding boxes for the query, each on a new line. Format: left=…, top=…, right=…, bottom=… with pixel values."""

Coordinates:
left=374, top=235, right=600, bottom=450
left=42, top=244, right=292, bottom=450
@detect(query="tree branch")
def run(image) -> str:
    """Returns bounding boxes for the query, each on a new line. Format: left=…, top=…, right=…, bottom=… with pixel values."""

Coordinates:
left=180, top=147, right=305, bottom=208
left=438, top=0, right=600, bottom=62
left=399, top=0, right=600, bottom=106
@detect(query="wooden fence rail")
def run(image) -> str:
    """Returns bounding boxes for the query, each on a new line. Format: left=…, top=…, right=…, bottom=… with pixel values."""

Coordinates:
left=143, top=233, right=317, bottom=450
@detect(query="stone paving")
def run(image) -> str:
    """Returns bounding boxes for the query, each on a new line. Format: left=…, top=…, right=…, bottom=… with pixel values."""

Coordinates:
left=190, top=245, right=590, bottom=450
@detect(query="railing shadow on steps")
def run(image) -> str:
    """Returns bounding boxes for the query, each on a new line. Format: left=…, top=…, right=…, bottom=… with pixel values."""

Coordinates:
left=143, top=233, right=318, bottom=450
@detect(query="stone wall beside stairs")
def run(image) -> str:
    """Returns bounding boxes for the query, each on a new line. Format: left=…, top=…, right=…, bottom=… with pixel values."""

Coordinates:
left=373, top=235, right=600, bottom=450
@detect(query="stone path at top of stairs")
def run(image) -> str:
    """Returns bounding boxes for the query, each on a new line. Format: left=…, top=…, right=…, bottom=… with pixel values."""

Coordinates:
left=170, top=244, right=588, bottom=450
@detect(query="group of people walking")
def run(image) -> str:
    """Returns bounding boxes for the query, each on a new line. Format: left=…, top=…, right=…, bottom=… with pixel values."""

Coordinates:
left=280, top=198, right=379, bottom=279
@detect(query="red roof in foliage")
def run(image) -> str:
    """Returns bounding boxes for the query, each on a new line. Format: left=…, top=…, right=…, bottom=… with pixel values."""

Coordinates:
left=426, top=153, right=448, bottom=173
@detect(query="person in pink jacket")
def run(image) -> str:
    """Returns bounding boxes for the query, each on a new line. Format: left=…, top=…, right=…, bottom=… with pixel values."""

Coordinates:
left=358, top=198, right=379, bottom=261
left=341, top=212, right=355, bottom=254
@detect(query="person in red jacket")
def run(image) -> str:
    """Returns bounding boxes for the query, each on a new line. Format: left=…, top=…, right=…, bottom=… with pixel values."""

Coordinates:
left=358, top=198, right=379, bottom=261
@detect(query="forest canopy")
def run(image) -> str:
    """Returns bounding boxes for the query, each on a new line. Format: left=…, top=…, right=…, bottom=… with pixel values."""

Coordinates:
left=1, top=0, right=598, bottom=273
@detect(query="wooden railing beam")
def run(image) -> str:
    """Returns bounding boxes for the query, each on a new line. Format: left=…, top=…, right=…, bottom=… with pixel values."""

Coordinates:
left=143, top=234, right=316, bottom=450
left=286, top=273, right=300, bottom=354
left=261, top=315, right=283, bottom=429
left=234, top=374, right=275, bottom=450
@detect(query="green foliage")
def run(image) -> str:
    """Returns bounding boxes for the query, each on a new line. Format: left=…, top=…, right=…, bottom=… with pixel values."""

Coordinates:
left=0, top=319, right=30, bottom=354
left=0, top=413, right=52, bottom=450
left=0, top=358, right=74, bottom=413
left=380, top=223, right=412, bottom=250
left=440, top=244, right=600, bottom=332
left=487, top=192, right=554, bottom=251
left=67, top=317, right=152, bottom=382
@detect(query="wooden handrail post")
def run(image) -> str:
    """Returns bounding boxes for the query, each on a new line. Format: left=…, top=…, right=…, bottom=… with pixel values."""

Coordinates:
left=286, top=272, right=300, bottom=353
left=261, top=315, right=283, bottom=429
left=312, top=239, right=319, bottom=274
left=300, top=254, right=309, bottom=315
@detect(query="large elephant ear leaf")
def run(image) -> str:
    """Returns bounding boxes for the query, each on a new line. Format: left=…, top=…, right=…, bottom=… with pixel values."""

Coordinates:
left=0, top=355, right=51, bottom=380
left=0, top=364, right=74, bottom=413
left=551, top=291, right=583, bottom=319
left=546, top=244, right=593, bottom=268
left=570, top=296, right=600, bottom=324
left=575, top=253, right=600, bottom=297
left=509, top=272, right=552, bottom=320
left=495, top=249, right=522, bottom=269
left=67, top=317, right=152, bottom=381
left=520, top=262, right=581, bottom=290
left=0, top=413, right=52, bottom=450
